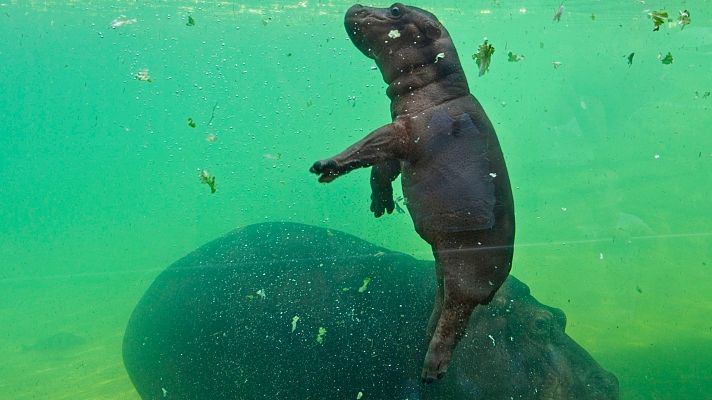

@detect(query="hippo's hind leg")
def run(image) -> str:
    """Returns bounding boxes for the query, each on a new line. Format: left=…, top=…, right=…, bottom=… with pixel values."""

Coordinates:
left=426, top=258, right=444, bottom=337
left=421, top=230, right=513, bottom=383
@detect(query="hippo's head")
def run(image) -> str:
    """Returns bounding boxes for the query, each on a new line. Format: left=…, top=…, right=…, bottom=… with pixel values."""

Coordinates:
left=344, top=3, right=462, bottom=84
left=450, top=277, right=620, bottom=399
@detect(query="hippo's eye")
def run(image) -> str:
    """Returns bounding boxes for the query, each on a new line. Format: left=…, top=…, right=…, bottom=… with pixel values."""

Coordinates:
left=389, top=6, right=402, bottom=17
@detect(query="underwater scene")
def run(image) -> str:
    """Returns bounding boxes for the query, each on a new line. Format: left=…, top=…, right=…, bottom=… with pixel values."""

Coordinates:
left=0, top=0, right=710, bottom=399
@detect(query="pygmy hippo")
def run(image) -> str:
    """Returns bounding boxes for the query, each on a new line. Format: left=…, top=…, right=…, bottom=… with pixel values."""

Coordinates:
left=310, top=3, right=515, bottom=381
left=122, top=222, right=619, bottom=400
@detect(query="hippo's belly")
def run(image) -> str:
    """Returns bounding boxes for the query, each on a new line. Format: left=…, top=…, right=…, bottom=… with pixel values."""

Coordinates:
left=401, top=111, right=496, bottom=238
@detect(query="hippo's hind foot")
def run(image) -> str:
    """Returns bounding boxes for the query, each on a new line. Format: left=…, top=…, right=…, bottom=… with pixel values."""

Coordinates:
left=421, top=302, right=472, bottom=383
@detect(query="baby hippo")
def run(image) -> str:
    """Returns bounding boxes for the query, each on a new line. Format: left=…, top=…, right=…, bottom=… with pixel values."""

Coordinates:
left=310, top=3, right=515, bottom=382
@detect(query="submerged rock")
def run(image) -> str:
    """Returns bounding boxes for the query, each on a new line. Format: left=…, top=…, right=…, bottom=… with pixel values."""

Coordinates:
left=123, top=222, right=618, bottom=399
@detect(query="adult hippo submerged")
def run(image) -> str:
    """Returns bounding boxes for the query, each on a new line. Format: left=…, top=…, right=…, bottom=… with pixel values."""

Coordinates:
left=122, top=222, right=618, bottom=399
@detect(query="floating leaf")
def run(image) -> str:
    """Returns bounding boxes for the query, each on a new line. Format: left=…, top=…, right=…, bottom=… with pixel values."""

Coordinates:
left=316, top=327, right=327, bottom=344
left=134, top=68, right=151, bottom=82
left=649, top=10, right=669, bottom=31
left=358, top=277, right=372, bottom=293
left=472, top=39, right=495, bottom=76
left=507, top=51, right=524, bottom=62
left=660, top=52, right=673, bottom=65
left=553, top=4, right=564, bottom=22
left=186, top=15, right=195, bottom=26
left=199, top=170, right=217, bottom=193
left=626, top=52, right=635, bottom=66
left=678, top=10, right=690, bottom=29
left=187, top=117, right=197, bottom=128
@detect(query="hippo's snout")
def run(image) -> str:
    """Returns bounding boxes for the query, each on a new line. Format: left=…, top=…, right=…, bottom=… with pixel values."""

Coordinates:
left=346, top=4, right=366, bottom=20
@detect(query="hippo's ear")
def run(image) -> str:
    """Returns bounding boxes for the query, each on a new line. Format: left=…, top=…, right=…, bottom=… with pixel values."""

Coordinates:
left=411, top=12, right=441, bottom=40
left=422, top=21, right=441, bottom=40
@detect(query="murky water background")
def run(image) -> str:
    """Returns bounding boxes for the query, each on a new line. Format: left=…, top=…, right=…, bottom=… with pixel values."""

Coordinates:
left=0, top=1, right=710, bottom=399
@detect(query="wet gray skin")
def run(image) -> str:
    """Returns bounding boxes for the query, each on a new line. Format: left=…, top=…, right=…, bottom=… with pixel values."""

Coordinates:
left=454, top=277, right=619, bottom=399
left=123, top=222, right=618, bottom=399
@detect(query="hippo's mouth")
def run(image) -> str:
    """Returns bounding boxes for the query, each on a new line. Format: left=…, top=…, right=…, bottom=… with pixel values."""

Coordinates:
left=344, top=21, right=375, bottom=59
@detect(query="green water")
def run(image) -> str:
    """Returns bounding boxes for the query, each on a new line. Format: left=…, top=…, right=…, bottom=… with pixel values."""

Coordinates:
left=0, top=0, right=710, bottom=399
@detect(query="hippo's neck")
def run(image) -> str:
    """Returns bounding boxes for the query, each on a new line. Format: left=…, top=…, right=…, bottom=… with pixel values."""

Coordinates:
left=383, top=50, right=471, bottom=117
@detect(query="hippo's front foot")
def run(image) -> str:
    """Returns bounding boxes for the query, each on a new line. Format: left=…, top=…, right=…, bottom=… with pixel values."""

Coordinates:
left=370, top=190, right=395, bottom=217
left=309, top=159, right=342, bottom=183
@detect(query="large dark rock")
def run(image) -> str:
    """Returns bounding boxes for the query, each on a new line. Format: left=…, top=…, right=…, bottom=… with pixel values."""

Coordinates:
left=123, top=222, right=618, bottom=399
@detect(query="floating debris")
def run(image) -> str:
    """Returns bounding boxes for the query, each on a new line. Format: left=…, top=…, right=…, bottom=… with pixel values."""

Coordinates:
left=472, top=39, right=495, bottom=76
left=552, top=61, right=562, bottom=69
left=659, top=52, right=673, bottom=65
left=636, top=285, right=643, bottom=294
left=187, top=117, right=197, bottom=128
left=394, top=196, right=406, bottom=214
left=110, top=15, right=137, bottom=29
left=356, top=392, right=364, bottom=399
left=347, top=95, right=357, bottom=107
left=678, top=10, right=690, bottom=29
left=626, top=52, right=635, bottom=66
left=291, top=316, right=300, bottom=332
left=134, top=68, right=151, bottom=82
left=261, top=17, right=272, bottom=26
left=591, top=13, right=596, bottom=21
left=553, top=4, right=564, bottom=22
left=206, top=133, right=218, bottom=142
left=507, top=51, right=524, bottom=62
left=262, top=153, right=281, bottom=161
left=316, top=327, right=327, bottom=344
left=388, top=29, right=400, bottom=39
left=358, top=277, right=372, bottom=293
left=434, top=52, right=445, bottom=63
left=199, top=169, right=217, bottom=193
left=245, top=289, right=265, bottom=300
left=186, top=15, right=195, bottom=26
left=695, top=91, right=711, bottom=99
left=649, top=10, right=669, bottom=31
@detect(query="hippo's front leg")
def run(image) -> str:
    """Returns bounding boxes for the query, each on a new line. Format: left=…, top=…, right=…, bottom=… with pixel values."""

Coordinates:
left=310, top=122, right=408, bottom=183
